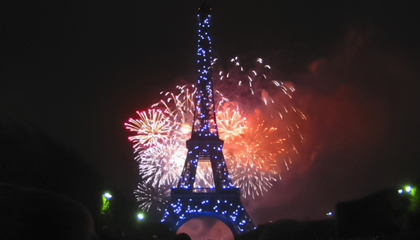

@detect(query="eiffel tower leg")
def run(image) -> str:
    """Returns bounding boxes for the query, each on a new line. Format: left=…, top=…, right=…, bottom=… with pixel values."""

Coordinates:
left=177, top=148, right=201, bottom=190
left=210, top=149, right=234, bottom=192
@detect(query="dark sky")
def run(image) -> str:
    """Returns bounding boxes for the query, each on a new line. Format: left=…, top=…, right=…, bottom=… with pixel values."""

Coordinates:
left=2, top=0, right=420, bottom=224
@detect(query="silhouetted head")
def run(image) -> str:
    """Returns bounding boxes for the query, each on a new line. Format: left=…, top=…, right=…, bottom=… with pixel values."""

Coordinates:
left=175, top=232, right=192, bottom=240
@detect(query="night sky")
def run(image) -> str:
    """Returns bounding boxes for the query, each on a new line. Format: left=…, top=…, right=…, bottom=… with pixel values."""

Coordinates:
left=2, top=0, right=419, bottom=224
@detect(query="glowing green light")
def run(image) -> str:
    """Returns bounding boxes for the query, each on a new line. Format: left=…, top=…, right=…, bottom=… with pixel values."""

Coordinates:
left=405, top=186, right=413, bottom=193
left=137, top=213, right=144, bottom=221
left=101, top=192, right=112, bottom=214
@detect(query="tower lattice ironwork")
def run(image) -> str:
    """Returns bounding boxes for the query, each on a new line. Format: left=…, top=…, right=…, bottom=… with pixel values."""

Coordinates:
left=161, top=2, right=255, bottom=235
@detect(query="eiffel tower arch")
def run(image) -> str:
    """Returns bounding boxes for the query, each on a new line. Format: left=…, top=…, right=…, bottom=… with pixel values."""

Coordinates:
left=162, top=190, right=253, bottom=235
left=161, top=2, right=255, bottom=236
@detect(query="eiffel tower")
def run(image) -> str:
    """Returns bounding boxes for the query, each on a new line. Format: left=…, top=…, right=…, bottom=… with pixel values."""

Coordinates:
left=161, top=2, right=255, bottom=235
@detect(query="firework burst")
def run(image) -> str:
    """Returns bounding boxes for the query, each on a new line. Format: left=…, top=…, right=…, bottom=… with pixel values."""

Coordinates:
left=138, top=138, right=186, bottom=185
left=126, top=57, right=305, bottom=201
left=134, top=180, right=170, bottom=212
left=222, top=115, right=283, bottom=197
left=217, top=107, right=247, bottom=143
left=125, top=109, right=173, bottom=150
left=231, top=164, right=275, bottom=199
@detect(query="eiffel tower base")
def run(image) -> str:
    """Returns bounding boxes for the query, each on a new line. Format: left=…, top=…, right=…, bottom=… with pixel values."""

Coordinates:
left=161, top=188, right=255, bottom=236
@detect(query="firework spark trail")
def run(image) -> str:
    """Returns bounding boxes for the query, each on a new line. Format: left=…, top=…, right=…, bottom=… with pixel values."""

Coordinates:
left=134, top=181, right=170, bottom=212
left=232, top=164, right=274, bottom=199
left=126, top=57, right=306, bottom=201
left=153, top=85, right=196, bottom=131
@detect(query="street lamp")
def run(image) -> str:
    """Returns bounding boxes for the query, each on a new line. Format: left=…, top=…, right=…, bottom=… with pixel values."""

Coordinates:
left=102, top=192, right=112, bottom=214
left=104, top=192, right=113, bottom=199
